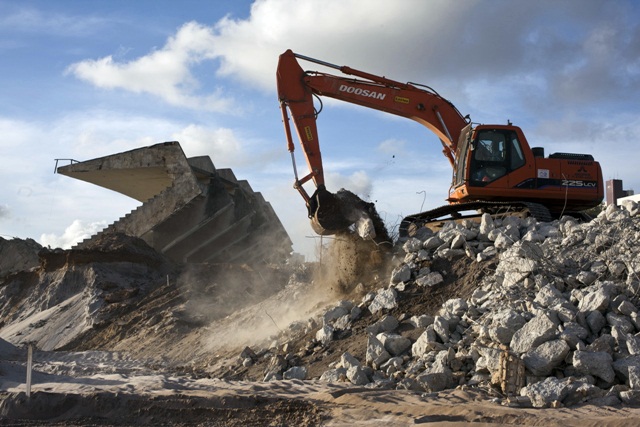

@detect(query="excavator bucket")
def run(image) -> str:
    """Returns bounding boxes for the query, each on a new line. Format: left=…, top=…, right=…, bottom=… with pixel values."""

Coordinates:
left=309, top=188, right=393, bottom=247
left=309, top=188, right=353, bottom=235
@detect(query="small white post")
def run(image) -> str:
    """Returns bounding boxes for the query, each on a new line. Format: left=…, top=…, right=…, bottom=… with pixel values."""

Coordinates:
left=26, top=344, right=33, bottom=398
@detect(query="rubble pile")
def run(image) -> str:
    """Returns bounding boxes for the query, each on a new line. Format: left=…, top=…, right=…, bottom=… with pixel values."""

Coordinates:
left=255, top=201, right=640, bottom=408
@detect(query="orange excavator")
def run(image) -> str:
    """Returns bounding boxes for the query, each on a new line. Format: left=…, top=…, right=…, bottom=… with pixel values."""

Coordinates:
left=276, top=49, right=603, bottom=241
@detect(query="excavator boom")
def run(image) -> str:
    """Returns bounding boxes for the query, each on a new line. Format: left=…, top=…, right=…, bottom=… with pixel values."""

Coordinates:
left=277, top=50, right=467, bottom=241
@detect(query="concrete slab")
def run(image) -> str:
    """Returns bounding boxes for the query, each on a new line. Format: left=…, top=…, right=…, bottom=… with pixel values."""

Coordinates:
left=57, top=141, right=188, bottom=202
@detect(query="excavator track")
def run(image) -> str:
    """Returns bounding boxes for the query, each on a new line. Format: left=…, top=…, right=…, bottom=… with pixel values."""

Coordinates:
left=399, top=201, right=552, bottom=239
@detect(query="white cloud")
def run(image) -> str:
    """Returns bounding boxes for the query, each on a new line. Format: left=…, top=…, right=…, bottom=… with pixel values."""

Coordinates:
left=40, top=219, right=108, bottom=249
left=0, top=6, right=111, bottom=37
left=325, top=170, right=373, bottom=200
left=63, top=1, right=639, bottom=120
left=52, top=111, right=179, bottom=159
left=377, top=138, right=406, bottom=156
left=66, top=22, right=234, bottom=112
left=171, top=125, right=244, bottom=166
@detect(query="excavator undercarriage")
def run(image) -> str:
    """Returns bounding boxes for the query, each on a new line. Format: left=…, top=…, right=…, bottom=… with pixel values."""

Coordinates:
left=399, top=201, right=554, bottom=238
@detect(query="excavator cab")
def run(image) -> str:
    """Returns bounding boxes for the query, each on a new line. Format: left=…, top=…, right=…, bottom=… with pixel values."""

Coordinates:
left=464, top=128, right=526, bottom=186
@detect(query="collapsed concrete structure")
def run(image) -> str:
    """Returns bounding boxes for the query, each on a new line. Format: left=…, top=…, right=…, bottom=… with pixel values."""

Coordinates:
left=56, top=141, right=292, bottom=265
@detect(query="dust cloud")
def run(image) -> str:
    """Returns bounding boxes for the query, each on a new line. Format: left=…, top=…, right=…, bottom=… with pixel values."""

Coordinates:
left=312, top=232, right=391, bottom=297
left=193, top=231, right=393, bottom=352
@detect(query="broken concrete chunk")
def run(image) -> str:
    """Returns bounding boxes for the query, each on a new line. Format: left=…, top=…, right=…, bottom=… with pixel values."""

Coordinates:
left=608, top=260, right=627, bottom=277
left=605, top=203, right=630, bottom=222
left=320, top=367, right=346, bottom=382
left=487, top=309, right=527, bottom=345
left=423, top=236, right=444, bottom=251
left=377, top=332, right=412, bottom=356
left=366, top=315, right=399, bottom=335
left=390, top=265, right=412, bottom=284
left=572, top=350, right=615, bottom=383
left=415, top=371, right=450, bottom=393
left=350, top=306, right=362, bottom=321
left=355, top=215, right=376, bottom=240
left=579, top=288, right=611, bottom=313
left=620, top=390, right=640, bottom=405
left=479, top=213, right=495, bottom=235
left=494, top=232, right=515, bottom=250
left=381, top=357, right=404, bottom=375
left=347, top=365, right=371, bottom=386
left=495, top=256, right=538, bottom=288
left=369, top=288, right=398, bottom=314
left=612, top=355, right=640, bottom=383
left=415, top=271, right=444, bottom=288
left=534, top=284, right=566, bottom=308
left=521, top=377, right=571, bottom=408
left=510, top=314, right=557, bottom=354
left=323, top=305, right=351, bottom=325
left=621, top=200, right=639, bottom=216
left=476, top=246, right=497, bottom=262
left=577, top=271, right=598, bottom=287
left=408, top=314, right=434, bottom=329
left=627, top=334, right=640, bottom=355
left=402, top=237, right=423, bottom=253
left=433, top=316, right=450, bottom=343
left=586, top=310, right=607, bottom=335
left=340, top=351, right=361, bottom=370
left=450, top=234, right=466, bottom=249
left=240, top=346, right=257, bottom=361
left=523, top=339, right=570, bottom=376
left=587, top=334, right=615, bottom=354
left=629, top=365, right=640, bottom=389
left=283, top=366, right=307, bottom=380
left=562, top=382, right=607, bottom=407
left=606, top=312, right=635, bottom=334
left=316, top=324, right=334, bottom=346
left=522, top=230, right=545, bottom=243
left=412, top=326, right=445, bottom=357
left=366, top=335, right=391, bottom=367
left=559, top=322, right=589, bottom=350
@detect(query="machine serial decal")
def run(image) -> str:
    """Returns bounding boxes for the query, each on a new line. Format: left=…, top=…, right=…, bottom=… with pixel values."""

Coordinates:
left=338, top=84, right=386, bottom=100
left=562, top=180, right=597, bottom=188
left=304, top=126, right=313, bottom=141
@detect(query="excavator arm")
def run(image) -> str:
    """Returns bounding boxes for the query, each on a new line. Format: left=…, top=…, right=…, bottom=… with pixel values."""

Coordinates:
left=276, top=49, right=469, bottom=237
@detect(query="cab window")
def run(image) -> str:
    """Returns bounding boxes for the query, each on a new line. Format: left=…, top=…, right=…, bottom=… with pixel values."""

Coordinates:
left=510, top=134, right=525, bottom=170
left=470, top=130, right=525, bottom=185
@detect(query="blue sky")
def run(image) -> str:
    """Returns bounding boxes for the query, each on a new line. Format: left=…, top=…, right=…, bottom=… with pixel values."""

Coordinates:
left=1, top=0, right=639, bottom=259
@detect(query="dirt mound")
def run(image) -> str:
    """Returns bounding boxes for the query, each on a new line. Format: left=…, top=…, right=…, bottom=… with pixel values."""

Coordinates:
left=0, top=234, right=293, bottom=361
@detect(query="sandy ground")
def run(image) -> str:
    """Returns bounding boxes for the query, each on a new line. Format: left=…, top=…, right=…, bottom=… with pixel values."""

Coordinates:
left=3, top=346, right=640, bottom=426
